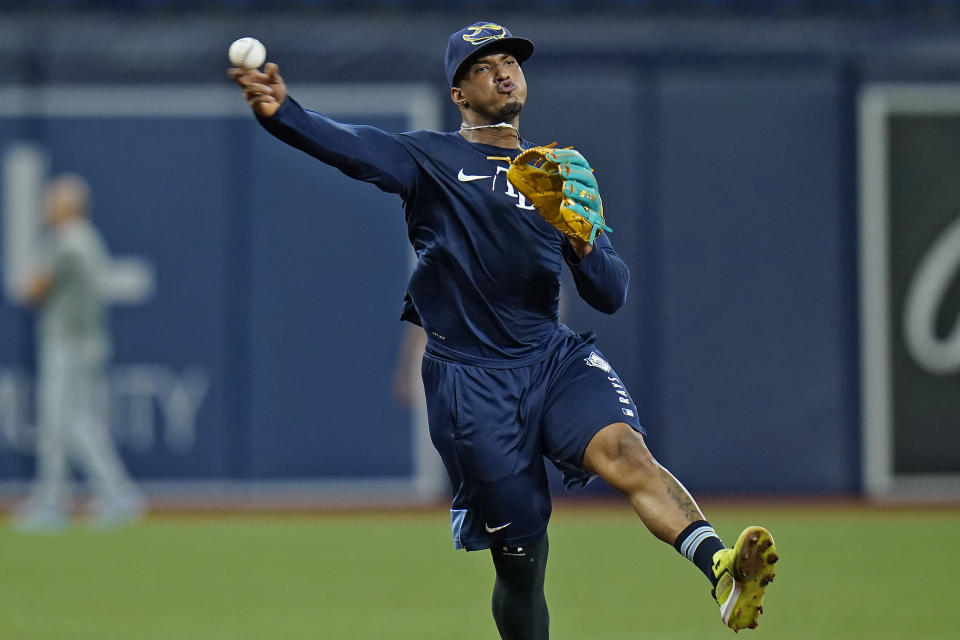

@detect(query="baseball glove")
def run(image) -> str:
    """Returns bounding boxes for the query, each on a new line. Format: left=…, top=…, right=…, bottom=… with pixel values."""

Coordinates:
left=493, top=145, right=612, bottom=244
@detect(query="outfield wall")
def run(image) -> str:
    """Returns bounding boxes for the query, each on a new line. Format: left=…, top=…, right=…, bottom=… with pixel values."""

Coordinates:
left=0, top=11, right=958, bottom=498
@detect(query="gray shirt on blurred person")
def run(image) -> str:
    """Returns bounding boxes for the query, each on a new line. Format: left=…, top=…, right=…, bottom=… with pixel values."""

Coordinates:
left=40, top=217, right=110, bottom=357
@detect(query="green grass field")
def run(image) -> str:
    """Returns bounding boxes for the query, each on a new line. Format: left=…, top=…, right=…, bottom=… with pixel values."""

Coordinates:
left=2, top=503, right=957, bottom=639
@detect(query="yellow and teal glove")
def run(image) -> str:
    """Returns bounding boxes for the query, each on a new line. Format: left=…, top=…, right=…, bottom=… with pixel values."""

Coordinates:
left=494, top=145, right=612, bottom=244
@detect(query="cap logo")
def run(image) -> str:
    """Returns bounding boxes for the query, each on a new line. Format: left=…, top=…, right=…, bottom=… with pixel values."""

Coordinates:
left=462, top=23, right=507, bottom=47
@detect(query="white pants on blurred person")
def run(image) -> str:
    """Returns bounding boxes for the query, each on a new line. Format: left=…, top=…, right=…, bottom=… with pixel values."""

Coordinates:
left=19, top=340, right=143, bottom=528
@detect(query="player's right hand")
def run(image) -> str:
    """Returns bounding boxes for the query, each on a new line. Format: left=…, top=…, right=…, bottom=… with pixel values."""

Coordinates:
left=228, top=62, right=287, bottom=118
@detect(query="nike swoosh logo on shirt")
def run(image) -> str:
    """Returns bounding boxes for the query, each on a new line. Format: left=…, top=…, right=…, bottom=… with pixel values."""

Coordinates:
left=484, top=522, right=512, bottom=533
left=458, top=169, right=492, bottom=182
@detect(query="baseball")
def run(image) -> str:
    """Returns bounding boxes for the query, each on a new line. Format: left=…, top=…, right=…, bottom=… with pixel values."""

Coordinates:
left=229, top=37, right=267, bottom=70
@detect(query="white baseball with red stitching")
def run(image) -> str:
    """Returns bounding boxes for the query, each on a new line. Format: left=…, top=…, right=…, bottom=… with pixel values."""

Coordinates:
left=228, top=37, right=267, bottom=70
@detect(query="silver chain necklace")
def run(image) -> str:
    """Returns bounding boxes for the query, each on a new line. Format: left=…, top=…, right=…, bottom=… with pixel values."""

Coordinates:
left=460, top=122, right=518, bottom=132
left=459, top=122, right=521, bottom=149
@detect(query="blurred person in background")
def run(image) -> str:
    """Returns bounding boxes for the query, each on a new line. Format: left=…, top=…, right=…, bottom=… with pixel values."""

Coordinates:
left=12, top=173, right=145, bottom=532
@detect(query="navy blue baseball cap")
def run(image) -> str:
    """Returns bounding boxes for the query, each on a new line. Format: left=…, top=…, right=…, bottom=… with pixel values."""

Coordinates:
left=444, top=21, right=534, bottom=87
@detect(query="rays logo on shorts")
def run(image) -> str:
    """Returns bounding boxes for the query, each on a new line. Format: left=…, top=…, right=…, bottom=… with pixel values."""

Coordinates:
left=462, top=23, right=507, bottom=46
left=584, top=351, right=611, bottom=373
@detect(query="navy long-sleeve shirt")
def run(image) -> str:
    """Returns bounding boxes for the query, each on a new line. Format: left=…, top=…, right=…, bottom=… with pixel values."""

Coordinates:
left=258, top=98, right=629, bottom=366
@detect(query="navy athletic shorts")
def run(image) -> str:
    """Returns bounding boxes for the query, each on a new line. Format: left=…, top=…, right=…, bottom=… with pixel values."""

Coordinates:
left=421, top=329, right=645, bottom=551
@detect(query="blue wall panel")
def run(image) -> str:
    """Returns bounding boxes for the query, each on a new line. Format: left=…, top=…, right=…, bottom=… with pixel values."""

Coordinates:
left=246, top=114, right=412, bottom=478
left=656, top=69, right=856, bottom=492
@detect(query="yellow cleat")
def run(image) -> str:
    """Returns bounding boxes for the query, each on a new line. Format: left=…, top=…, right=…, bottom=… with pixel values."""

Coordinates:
left=712, top=526, right=779, bottom=632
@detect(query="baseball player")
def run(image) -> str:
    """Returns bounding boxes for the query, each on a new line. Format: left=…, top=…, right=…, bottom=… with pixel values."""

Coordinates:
left=230, top=21, right=779, bottom=637
left=13, top=174, right=145, bottom=531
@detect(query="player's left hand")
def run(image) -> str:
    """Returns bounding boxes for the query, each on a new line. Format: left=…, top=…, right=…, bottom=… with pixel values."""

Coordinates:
left=567, top=236, right=594, bottom=259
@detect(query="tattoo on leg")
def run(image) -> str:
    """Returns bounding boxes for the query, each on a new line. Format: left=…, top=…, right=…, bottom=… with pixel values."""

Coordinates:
left=659, top=467, right=703, bottom=523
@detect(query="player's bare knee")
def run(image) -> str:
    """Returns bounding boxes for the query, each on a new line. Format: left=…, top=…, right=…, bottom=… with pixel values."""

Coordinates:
left=613, top=427, right=659, bottom=478
left=584, top=423, right=658, bottom=482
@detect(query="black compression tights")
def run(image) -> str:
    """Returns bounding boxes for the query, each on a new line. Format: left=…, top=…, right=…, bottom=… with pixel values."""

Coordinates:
left=490, top=534, right=550, bottom=640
